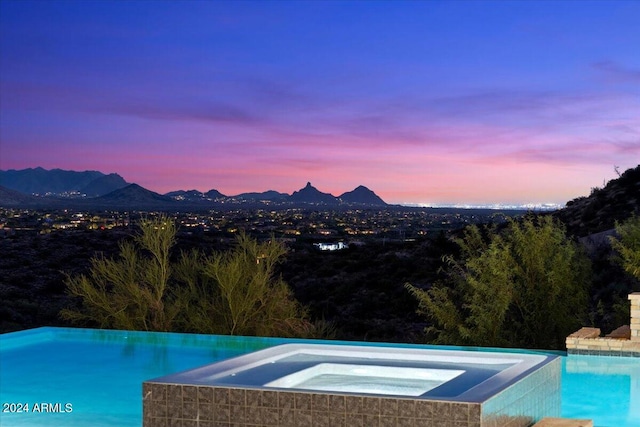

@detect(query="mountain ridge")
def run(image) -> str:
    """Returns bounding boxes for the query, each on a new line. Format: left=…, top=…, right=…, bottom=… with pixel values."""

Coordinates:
left=0, top=168, right=388, bottom=208
left=553, top=164, right=640, bottom=237
left=0, top=168, right=127, bottom=196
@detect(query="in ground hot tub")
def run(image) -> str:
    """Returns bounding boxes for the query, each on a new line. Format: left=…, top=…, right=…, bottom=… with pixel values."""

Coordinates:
left=264, top=362, right=465, bottom=396
left=144, top=343, right=561, bottom=427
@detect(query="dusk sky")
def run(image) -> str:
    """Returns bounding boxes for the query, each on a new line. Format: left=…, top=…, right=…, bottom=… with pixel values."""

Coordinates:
left=1, top=1, right=638, bottom=206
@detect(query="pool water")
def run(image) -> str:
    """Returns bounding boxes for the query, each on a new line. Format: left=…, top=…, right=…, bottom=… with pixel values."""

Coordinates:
left=0, top=328, right=276, bottom=427
left=1, top=327, right=638, bottom=427
left=562, top=355, right=640, bottom=427
left=263, top=363, right=465, bottom=396
left=174, top=343, right=551, bottom=402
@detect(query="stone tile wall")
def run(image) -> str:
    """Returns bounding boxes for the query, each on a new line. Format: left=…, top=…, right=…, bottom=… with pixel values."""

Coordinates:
left=143, top=357, right=560, bottom=427
left=565, top=293, right=640, bottom=357
left=630, top=293, right=640, bottom=342
left=482, top=358, right=561, bottom=427
left=143, top=383, right=483, bottom=427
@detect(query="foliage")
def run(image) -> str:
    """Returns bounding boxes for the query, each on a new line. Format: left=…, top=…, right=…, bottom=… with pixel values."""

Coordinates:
left=174, top=232, right=318, bottom=337
left=610, top=215, right=640, bottom=281
left=61, top=217, right=180, bottom=331
left=282, top=237, right=443, bottom=342
left=61, top=218, right=317, bottom=337
left=406, top=216, right=591, bottom=349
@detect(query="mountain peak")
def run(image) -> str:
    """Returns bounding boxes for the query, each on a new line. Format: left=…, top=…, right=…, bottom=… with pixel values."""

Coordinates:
left=97, top=183, right=176, bottom=207
left=339, top=185, right=387, bottom=206
left=290, top=182, right=339, bottom=205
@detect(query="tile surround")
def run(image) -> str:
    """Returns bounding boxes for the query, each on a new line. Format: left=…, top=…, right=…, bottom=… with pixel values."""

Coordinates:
left=143, top=357, right=560, bottom=427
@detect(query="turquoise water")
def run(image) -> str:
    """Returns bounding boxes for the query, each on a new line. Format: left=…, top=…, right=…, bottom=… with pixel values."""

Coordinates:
left=1, top=327, right=638, bottom=427
left=562, top=355, right=640, bottom=427
left=0, top=328, right=278, bottom=427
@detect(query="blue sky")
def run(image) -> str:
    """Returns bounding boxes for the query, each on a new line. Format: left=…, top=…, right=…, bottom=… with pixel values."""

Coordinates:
left=1, top=0, right=638, bottom=205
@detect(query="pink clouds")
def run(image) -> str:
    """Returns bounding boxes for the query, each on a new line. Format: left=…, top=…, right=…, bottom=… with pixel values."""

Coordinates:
left=2, top=1, right=639, bottom=206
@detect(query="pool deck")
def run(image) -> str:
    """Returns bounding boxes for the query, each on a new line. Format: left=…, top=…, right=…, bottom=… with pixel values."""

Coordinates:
left=533, top=418, right=593, bottom=427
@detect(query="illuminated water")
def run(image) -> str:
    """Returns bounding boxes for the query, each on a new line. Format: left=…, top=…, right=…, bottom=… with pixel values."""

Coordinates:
left=1, top=328, right=638, bottom=427
left=184, top=344, right=548, bottom=401
left=0, top=328, right=275, bottom=427
left=562, top=355, right=640, bottom=427
left=263, top=363, right=466, bottom=396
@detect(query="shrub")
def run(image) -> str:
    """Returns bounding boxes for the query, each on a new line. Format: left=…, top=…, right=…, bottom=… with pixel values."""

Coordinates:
left=610, top=215, right=640, bottom=281
left=61, top=217, right=179, bottom=331
left=174, top=232, right=316, bottom=337
left=61, top=217, right=318, bottom=337
left=406, top=216, right=591, bottom=349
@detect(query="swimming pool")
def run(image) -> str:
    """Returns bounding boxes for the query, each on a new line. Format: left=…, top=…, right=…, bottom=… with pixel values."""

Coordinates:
left=1, top=327, right=639, bottom=426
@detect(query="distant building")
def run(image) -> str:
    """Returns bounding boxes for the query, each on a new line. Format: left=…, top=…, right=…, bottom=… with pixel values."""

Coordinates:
left=313, top=242, right=348, bottom=251
left=0, top=227, right=15, bottom=238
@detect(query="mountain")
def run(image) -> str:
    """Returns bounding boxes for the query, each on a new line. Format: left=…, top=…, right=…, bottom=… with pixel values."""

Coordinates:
left=339, top=185, right=387, bottom=206
left=289, top=182, right=339, bottom=205
left=80, top=173, right=128, bottom=197
left=233, top=190, right=289, bottom=202
left=92, top=184, right=177, bottom=208
left=0, top=168, right=128, bottom=196
left=0, top=185, right=46, bottom=207
left=0, top=167, right=390, bottom=209
left=166, top=190, right=207, bottom=201
left=204, top=189, right=226, bottom=199
left=554, top=164, right=640, bottom=237
left=164, top=189, right=228, bottom=202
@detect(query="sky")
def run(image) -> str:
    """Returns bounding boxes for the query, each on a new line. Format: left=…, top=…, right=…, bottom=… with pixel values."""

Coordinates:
left=1, top=1, right=638, bottom=206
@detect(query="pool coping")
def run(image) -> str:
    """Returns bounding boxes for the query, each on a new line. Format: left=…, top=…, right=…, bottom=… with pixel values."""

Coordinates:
left=148, top=343, right=558, bottom=404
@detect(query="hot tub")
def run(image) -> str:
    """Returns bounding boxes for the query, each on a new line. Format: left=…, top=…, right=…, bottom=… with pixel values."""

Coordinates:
left=144, top=343, right=561, bottom=427
left=264, top=362, right=466, bottom=396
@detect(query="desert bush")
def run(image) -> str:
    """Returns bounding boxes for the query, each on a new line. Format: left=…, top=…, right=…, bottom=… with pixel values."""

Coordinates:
left=61, top=217, right=318, bottom=337
left=406, top=216, right=591, bottom=349
left=610, top=215, right=640, bottom=281
left=61, top=216, right=179, bottom=331
left=173, top=232, right=317, bottom=337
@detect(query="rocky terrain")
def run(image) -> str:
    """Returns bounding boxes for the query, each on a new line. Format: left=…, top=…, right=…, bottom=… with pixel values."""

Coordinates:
left=553, top=165, right=640, bottom=237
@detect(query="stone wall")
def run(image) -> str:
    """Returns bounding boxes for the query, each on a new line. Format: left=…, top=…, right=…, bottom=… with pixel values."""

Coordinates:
left=565, top=293, right=640, bottom=357
left=143, top=374, right=560, bottom=427
left=143, top=384, right=484, bottom=427
left=143, top=359, right=561, bottom=427
left=631, top=292, right=640, bottom=341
